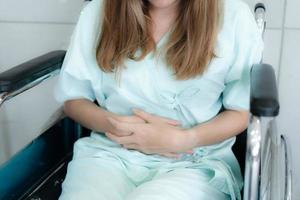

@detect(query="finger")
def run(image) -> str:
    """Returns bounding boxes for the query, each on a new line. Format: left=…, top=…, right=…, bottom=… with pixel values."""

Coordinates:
left=132, top=108, right=155, bottom=123
left=185, top=150, right=194, bottom=154
left=106, top=131, right=123, bottom=137
left=105, top=132, right=121, bottom=143
left=133, top=108, right=181, bottom=126
left=122, top=144, right=139, bottom=150
left=159, top=152, right=181, bottom=158
left=105, top=132, right=132, bottom=144
left=122, top=115, right=146, bottom=123
left=158, top=117, right=181, bottom=126
left=107, top=117, right=135, bottom=135
left=105, top=132, right=135, bottom=145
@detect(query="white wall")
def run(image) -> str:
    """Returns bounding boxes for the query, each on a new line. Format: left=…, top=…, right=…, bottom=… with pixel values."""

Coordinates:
left=0, top=0, right=86, bottom=164
left=0, top=0, right=299, bottom=198
left=0, top=0, right=86, bottom=71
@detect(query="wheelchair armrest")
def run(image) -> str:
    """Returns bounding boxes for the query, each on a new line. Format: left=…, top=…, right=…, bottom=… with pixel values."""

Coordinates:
left=0, top=50, right=66, bottom=93
left=250, top=63, right=280, bottom=117
left=0, top=117, right=80, bottom=200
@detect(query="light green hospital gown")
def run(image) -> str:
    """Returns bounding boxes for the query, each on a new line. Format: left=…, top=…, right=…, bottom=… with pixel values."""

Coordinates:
left=54, top=0, right=264, bottom=199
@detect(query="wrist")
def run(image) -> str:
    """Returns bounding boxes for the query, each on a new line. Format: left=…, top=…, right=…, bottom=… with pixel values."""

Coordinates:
left=101, top=111, right=120, bottom=133
left=172, top=129, right=198, bottom=152
left=184, top=128, right=202, bottom=148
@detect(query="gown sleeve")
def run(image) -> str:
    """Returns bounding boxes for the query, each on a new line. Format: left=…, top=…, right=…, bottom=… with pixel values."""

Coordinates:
left=53, top=0, right=104, bottom=104
left=222, top=3, right=264, bottom=111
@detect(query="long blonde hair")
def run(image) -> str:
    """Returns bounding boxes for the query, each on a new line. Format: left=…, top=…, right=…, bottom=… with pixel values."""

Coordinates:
left=96, top=0, right=224, bottom=80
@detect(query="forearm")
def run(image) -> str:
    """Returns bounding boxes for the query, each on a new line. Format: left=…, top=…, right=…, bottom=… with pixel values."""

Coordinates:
left=63, top=99, right=118, bottom=133
left=186, top=110, right=250, bottom=147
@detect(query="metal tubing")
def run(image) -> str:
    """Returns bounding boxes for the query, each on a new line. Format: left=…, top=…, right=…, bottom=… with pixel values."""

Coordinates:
left=244, top=115, right=262, bottom=200
left=281, top=135, right=292, bottom=200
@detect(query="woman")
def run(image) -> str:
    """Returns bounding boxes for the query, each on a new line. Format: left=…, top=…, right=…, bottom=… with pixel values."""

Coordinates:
left=54, top=0, right=264, bottom=199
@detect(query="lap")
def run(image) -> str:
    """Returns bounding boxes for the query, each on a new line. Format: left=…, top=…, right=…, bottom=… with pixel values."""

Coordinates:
left=59, top=157, right=135, bottom=200
left=59, top=137, right=232, bottom=200
left=125, top=168, right=230, bottom=200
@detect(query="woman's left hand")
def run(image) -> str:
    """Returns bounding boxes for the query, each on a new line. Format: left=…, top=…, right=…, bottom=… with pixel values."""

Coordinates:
left=105, top=109, right=195, bottom=157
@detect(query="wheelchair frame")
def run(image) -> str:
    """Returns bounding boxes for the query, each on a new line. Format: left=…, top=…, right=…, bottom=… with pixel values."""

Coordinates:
left=0, top=3, right=292, bottom=200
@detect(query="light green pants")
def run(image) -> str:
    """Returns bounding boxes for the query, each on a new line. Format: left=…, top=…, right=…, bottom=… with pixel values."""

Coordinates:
left=59, top=134, right=233, bottom=200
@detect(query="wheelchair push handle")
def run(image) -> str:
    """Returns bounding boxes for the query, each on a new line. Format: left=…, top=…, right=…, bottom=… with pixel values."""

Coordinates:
left=254, top=2, right=266, bottom=30
left=255, top=2, right=266, bottom=12
left=255, top=2, right=266, bottom=61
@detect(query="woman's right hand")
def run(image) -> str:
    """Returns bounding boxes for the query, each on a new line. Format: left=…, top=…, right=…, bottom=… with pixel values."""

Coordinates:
left=108, top=112, right=181, bottom=137
left=107, top=110, right=193, bottom=158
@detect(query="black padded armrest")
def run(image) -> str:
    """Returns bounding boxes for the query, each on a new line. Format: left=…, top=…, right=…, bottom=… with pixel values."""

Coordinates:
left=250, top=63, right=279, bottom=117
left=0, top=50, right=66, bottom=93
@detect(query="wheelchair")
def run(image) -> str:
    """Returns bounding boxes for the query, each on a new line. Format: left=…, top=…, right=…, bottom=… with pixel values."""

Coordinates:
left=0, top=3, right=292, bottom=200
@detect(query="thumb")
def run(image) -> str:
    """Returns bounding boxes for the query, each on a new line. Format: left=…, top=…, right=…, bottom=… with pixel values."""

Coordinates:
left=132, top=108, right=155, bottom=123
left=133, top=108, right=181, bottom=126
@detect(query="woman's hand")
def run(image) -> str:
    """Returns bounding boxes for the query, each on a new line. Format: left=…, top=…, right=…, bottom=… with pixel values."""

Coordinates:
left=105, top=109, right=195, bottom=157
left=109, top=110, right=181, bottom=137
